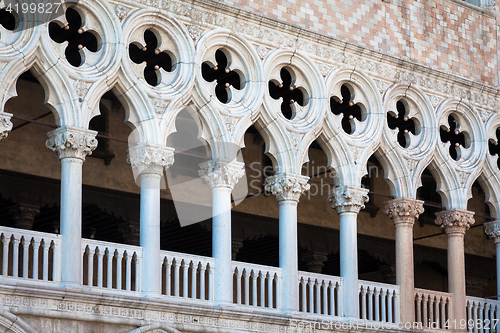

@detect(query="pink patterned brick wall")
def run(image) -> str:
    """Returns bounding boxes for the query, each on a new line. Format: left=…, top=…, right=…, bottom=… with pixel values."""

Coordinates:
left=220, top=0, right=499, bottom=85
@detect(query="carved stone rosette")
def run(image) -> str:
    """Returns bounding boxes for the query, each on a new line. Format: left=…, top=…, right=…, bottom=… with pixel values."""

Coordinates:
left=127, top=144, right=175, bottom=176
left=264, top=173, right=310, bottom=202
left=484, top=220, right=500, bottom=244
left=198, top=159, right=245, bottom=190
left=46, top=127, right=98, bottom=161
left=384, top=198, right=425, bottom=225
left=328, top=186, right=369, bottom=214
left=0, top=112, right=13, bottom=141
left=435, top=209, right=475, bottom=235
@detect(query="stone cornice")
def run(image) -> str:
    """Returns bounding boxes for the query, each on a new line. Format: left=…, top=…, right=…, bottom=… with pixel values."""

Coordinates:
left=127, top=144, right=175, bottom=176
left=328, top=186, right=369, bottom=214
left=111, top=0, right=500, bottom=113
left=383, top=198, right=425, bottom=225
left=0, top=112, right=13, bottom=141
left=435, top=209, right=475, bottom=235
left=264, top=173, right=310, bottom=202
left=198, top=159, right=245, bottom=190
left=46, top=127, right=98, bottom=161
left=484, top=220, right=500, bottom=243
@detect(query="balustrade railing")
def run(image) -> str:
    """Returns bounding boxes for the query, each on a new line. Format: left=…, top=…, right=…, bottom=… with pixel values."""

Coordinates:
left=82, top=239, right=142, bottom=291
left=359, top=280, right=399, bottom=324
left=161, top=250, right=214, bottom=301
left=414, top=288, right=452, bottom=330
left=0, top=226, right=61, bottom=282
left=466, top=296, right=500, bottom=333
left=232, top=261, right=282, bottom=309
left=298, top=272, right=343, bottom=316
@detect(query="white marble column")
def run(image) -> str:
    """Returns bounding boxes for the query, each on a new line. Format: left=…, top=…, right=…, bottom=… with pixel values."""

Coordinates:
left=199, top=159, right=245, bottom=304
left=46, top=127, right=97, bottom=285
left=128, top=144, right=174, bottom=295
left=384, top=198, right=424, bottom=324
left=0, top=112, right=13, bottom=141
left=265, top=173, right=310, bottom=311
left=435, top=209, right=475, bottom=324
left=484, top=221, right=500, bottom=300
left=328, top=185, right=369, bottom=318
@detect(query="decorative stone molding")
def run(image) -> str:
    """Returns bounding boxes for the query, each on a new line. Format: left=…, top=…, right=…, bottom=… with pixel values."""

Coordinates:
left=328, top=186, right=369, bottom=214
left=435, top=209, right=475, bottom=235
left=198, top=159, right=245, bottom=190
left=127, top=144, right=175, bottom=176
left=115, top=4, right=129, bottom=20
left=264, top=173, right=310, bottom=202
left=46, top=127, right=98, bottom=161
left=484, top=220, right=500, bottom=244
left=301, top=251, right=328, bottom=274
left=0, top=112, right=13, bottom=141
left=383, top=198, right=425, bottom=225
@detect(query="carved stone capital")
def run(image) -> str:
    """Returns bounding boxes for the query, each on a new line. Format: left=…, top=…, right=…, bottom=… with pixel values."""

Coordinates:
left=484, top=220, right=500, bottom=244
left=0, top=112, right=13, bottom=141
left=127, top=144, right=174, bottom=176
left=232, top=239, right=244, bottom=260
left=301, top=251, right=328, bottom=273
left=9, top=204, right=40, bottom=230
left=435, top=209, right=475, bottom=235
left=46, top=127, right=98, bottom=161
left=384, top=198, right=424, bottom=226
left=328, top=186, right=369, bottom=214
left=198, top=159, right=245, bottom=190
left=264, top=173, right=310, bottom=202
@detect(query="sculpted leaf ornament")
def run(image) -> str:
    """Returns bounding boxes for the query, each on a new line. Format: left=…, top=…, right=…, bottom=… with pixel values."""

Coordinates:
left=46, top=127, right=98, bottom=161
left=0, top=113, right=13, bottom=140
left=199, top=159, right=245, bottom=190
left=435, top=209, right=475, bottom=233
left=264, top=174, right=310, bottom=202
left=127, top=144, right=175, bottom=176
left=383, top=198, right=424, bottom=224
left=484, top=221, right=500, bottom=243
left=328, top=186, right=369, bottom=214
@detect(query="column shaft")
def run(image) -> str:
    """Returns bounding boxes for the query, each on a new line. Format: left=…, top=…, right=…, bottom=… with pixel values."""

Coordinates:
left=447, top=231, right=466, bottom=323
left=436, top=209, right=474, bottom=326
left=60, top=158, right=83, bottom=285
left=140, top=173, right=162, bottom=294
left=328, top=185, right=369, bottom=319
left=384, top=198, right=423, bottom=324
left=212, top=187, right=233, bottom=304
left=395, top=222, right=414, bottom=323
left=339, top=211, right=359, bottom=318
left=279, top=200, right=298, bottom=311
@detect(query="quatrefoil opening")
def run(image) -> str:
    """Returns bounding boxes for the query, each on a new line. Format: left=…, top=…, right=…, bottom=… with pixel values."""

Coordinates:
left=0, top=7, right=16, bottom=31
left=330, top=84, right=366, bottom=134
left=387, top=100, right=420, bottom=148
left=129, top=29, right=175, bottom=87
left=439, top=114, right=470, bottom=161
left=268, top=67, right=307, bottom=120
left=201, top=49, right=243, bottom=104
left=489, top=127, right=500, bottom=170
left=49, top=7, right=99, bottom=67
